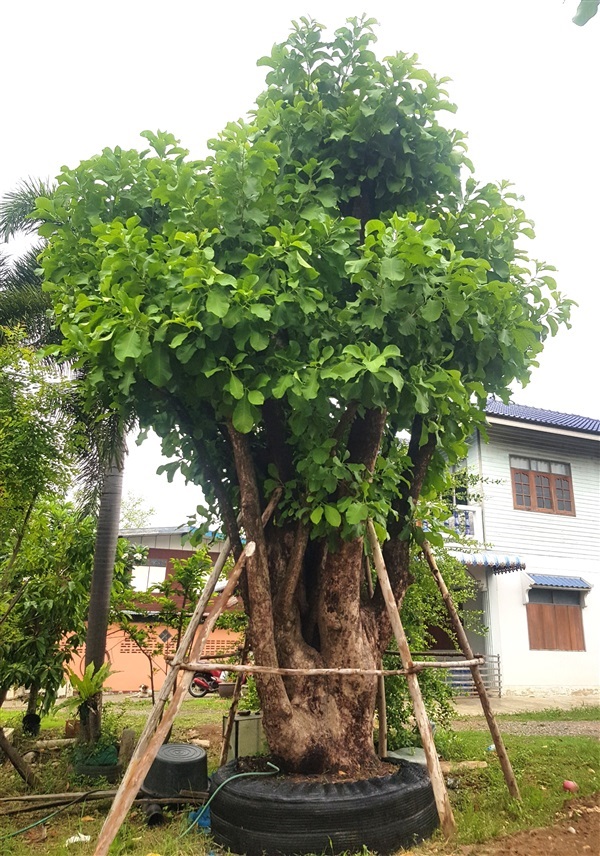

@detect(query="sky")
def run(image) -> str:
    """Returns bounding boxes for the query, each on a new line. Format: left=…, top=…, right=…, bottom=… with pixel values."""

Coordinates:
left=2, top=1, right=599, bottom=526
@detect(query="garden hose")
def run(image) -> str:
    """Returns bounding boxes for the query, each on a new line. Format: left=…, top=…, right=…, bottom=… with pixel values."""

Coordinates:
left=179, top=761, right=280, bottom=838
left=0, top=788, right=105, bottom=842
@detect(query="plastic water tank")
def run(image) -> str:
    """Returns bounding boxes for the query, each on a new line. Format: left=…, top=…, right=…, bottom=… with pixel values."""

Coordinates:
left=222, top=711, right=267, bottom=760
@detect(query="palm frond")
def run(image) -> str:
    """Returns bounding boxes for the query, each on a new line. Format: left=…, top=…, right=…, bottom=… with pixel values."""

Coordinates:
left=61, top=383, right=137, bottom=518
left=0, top=177, right=54, bottom=241
left=0, top=244, right=54, bottom=348
left=6, top=243, right=45, bottom=288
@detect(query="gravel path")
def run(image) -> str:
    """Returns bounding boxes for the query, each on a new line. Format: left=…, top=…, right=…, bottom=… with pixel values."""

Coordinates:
left=452, top=718, right=599, bottom=738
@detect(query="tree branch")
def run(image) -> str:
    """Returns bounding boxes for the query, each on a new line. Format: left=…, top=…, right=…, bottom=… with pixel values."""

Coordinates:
left=332, top=401, right=358, bottom=446
left=262, top=399, right=295, bottom=483
left=372, top=418, right=438, bottom=642
left=3, top=493, right=38, bottom=578
left=226, top=423, right=291, bottom=711
left=163, top=393, right=243, bottom=558
left=346, top=408, right=387, bottom=473
left=274, top=519, right=310, bottom=618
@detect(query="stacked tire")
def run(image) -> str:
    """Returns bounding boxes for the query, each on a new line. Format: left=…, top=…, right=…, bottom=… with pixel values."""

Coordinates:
left=209, top=759, right=438, bottom=855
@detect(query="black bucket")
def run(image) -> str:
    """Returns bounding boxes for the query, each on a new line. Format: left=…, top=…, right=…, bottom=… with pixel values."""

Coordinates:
left=142, top=743, right=208, bottom=798
left=22, top=714, right=41, bottom=737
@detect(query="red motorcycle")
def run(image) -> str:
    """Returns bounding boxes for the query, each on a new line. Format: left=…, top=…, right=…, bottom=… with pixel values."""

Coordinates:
left=189, top=668, right=226, bottom=698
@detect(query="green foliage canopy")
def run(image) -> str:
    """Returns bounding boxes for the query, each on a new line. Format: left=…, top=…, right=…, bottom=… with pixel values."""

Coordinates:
left=36, top=18, right=571, bottom=542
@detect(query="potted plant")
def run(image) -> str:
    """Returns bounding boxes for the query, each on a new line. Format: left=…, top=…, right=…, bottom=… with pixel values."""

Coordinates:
left=57, top=663, right=122, bottom=782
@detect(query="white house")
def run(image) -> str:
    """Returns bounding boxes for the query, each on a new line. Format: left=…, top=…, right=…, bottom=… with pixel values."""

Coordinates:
left=454, top=400, right=600, bottom=698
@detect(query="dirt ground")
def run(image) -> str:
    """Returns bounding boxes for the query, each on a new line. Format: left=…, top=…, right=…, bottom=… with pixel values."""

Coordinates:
left=414, top=796, right=600, bottom=856
left=453, top=797, right=599, bottom=856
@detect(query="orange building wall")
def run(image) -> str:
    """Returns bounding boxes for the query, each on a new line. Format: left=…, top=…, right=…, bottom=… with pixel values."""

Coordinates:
left=69, top=625, right=242, bottom=692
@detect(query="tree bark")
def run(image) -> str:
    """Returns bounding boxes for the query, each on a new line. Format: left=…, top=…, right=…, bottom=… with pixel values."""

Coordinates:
left=26, top=683, right=39, bottom=716
left=83, top=438, right=125, bottom=741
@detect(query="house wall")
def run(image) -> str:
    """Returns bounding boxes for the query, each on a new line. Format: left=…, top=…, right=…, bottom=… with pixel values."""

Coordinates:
left=468, top=423, right=600, bottom=696
left=69, top=625, right=242, bottom=692
left=69, top=531, right=234, bottom=693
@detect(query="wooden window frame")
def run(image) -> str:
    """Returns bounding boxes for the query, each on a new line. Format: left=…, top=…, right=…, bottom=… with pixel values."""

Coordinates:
left=510, top=460, right=576, bottom=516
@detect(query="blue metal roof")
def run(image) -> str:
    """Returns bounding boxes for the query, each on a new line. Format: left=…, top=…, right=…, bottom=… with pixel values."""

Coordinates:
left=453, top=552, right=525, bottom=573
left=485, top=400, right=600, bottom=435
left=529, top=574, right=591, bottom=590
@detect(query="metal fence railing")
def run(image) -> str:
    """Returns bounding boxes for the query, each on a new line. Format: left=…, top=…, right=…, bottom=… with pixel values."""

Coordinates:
left=413, top=650, right=502, bottom=697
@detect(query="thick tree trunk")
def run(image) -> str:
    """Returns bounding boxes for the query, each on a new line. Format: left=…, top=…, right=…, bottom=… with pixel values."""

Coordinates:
left=255, top=540, right=383, bottom=773
left=83, top=440, right=125, bottom=741
left=226, top=410, right=408, bottom=775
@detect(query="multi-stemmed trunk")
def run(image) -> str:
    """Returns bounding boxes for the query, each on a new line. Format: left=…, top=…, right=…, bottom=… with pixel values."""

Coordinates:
left=221, top=410, right=434, bottom=775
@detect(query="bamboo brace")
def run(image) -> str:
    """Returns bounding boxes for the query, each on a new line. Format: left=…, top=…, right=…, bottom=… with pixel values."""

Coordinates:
left=93, top=541, right=255, bottom=856
left=366, top=521, right=457, bottom=838
left=421, top=540, right=520, bottom=800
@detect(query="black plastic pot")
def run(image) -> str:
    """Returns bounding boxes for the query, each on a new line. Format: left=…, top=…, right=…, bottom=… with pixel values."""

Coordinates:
left=210, top=758, right=438, bottom=855
left=22, top=714, right=41, bottom=737
left=142, top=743, right=208, bottom=798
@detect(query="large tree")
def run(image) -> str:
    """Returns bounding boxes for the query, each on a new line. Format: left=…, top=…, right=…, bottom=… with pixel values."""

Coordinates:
left=36, top=19, right=570, bottom=773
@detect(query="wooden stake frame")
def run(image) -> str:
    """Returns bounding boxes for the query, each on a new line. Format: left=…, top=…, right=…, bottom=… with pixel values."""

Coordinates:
left=421, top=540, right=521, bottom=800
left=91, top=499, right=520, bottom=853
left=94, top=488, right=282, bottom=856
left=93, top=542, right=256, bottom=856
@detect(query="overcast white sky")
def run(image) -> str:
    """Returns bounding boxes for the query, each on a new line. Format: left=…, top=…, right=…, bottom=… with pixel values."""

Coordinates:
left=3, top=1, right=599, bottom=526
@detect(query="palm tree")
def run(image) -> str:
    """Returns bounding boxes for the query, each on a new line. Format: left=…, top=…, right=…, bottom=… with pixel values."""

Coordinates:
left=0, top=181, right=130, bottom=740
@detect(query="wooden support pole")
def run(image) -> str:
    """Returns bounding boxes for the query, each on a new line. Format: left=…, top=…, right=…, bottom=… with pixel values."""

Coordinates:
left=179, top=659, right=484, bottom=676
left=0, top=727, right=40, bottom=789
left=219, top=633, right=250, bottom=767
left=93, top=541, right=255, bottom=856
left=1, top=793, right=207, bottom=818
left=365, top=555, right=387, bottom=758
left=366, top=522, right=456, bottom=838
left=421, top=540, right=521, bottom=801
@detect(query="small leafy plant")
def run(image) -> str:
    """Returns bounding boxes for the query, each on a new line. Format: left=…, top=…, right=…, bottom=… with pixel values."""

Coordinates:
left=58, top=662, right=115, bottom=711
left=57, top=662, right=116, bottom=747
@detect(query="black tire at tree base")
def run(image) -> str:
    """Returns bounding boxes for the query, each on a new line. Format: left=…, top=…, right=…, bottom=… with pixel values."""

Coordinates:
left=209, top=759, right=439, bottom=856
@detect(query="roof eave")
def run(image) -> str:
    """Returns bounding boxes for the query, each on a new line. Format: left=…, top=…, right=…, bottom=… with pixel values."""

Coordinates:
left=486, top=415, right=600, bottom=442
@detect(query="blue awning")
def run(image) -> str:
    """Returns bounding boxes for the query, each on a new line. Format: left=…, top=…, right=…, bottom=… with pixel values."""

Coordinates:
left=453, top=552, right=525, bottom=573
left=528, top=574, right=591, bottom=590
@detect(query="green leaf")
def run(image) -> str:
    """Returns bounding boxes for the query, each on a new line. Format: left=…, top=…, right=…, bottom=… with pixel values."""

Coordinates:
left=247, top=389, right=265, bottom=406
left=421, top=300, right=443, bottom=323
left=169, top=331, right=190, bottom=349
left=310, top=506, right=324, bottom=524
left=206, top=289, right=230, bottom=318
left=312, top=447, right=329, bottom=464
left=380, top=258, right=405, bottom=281
left=249, top=304, right=272, bottom=320
left=272, top=375, right=294, bottom=399
left=250, top=330, right=269, bottom=351
left=229, top=374, right=244, bottom=400
left=345, top=503, right=368, bottom=525
left=114, top=329, right=142, bottom=361
left=144, top=346, right=172, bottom=387
left=324, top=505, right=341, bottom=527
left=316, top=187, right=337, bottom=207
left=232, top=396, right=255, bottom=433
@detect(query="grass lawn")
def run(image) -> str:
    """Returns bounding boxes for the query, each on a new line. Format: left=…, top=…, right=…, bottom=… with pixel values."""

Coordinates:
left=0, top=700, right=598, bottom=854
left=495, top=704, right=600, bottom=722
